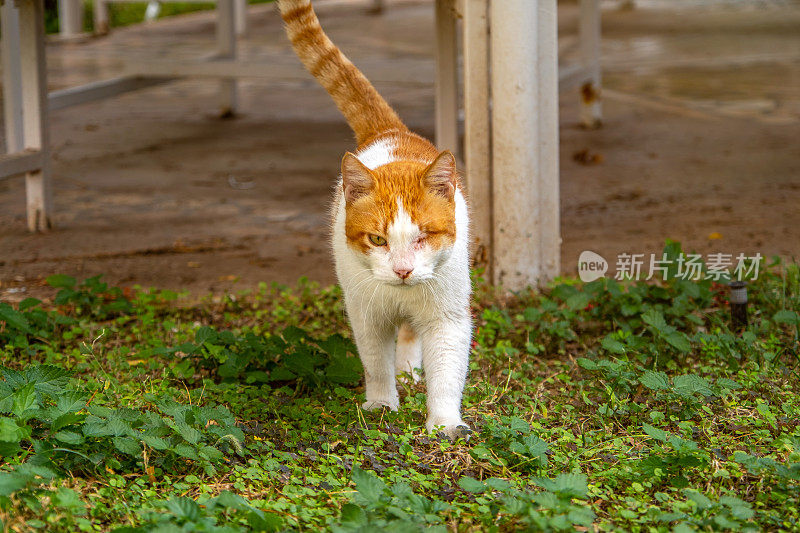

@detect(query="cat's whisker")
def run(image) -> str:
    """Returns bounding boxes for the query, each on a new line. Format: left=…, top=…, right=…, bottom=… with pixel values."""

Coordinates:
left=346, top=271, right=374, bottom=296
left=358, top=279, right=378, bottom=317
left=419, top=279, right=432, bottom=317
left=345, top=267, right=376, bottom=293
left=344, top=266, right=372, bottom=283
left=365, top=283, right=381, bottom=323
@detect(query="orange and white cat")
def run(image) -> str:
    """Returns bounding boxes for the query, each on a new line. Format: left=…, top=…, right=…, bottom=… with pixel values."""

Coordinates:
left=277, top=0, right=471, bottom=439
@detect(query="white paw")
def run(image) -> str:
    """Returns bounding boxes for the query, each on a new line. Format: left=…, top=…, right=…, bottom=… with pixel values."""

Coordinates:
left=362, top=399, right=399, bottom=412
left=427, top=418, right=472, bottom=441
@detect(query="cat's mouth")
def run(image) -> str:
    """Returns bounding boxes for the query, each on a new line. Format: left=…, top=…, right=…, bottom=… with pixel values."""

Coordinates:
left=390, top=276, right=426, bottom=287
left=373, top=270, right=430, bottom=287
left=378, top=275, right=414, bottom=287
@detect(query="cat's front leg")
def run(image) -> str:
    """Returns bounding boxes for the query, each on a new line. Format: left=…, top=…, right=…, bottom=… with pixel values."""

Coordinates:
left=419, top=314, right=472, bottom=440
left=350, top=314, right=399, bottom=411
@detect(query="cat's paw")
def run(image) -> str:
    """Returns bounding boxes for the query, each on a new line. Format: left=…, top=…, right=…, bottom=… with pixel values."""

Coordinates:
left=439, top=424, right=472, bottom=442
left=362, top=399, right=399, bottom=412
left=427, top=418, right=472, bottom=441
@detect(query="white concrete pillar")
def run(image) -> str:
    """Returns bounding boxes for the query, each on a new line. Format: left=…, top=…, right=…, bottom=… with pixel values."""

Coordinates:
left=462, top=0, right=491, bottom=266
left=1, top=1, right=25, bottom=153
left=434, top=0, right=459, bottom=158
left=19, top=0, right=54, bottom=231
left=216, top=0, right=238, bottom=117
left=144, top=2, right=162, bottom=23
left=234, top=0, right=247, bottom=37
left=537, top=0, right=561, bottom=279
left=58, top=0, right=84, bottom=36
left=93, top=0, right=110, bottom=34
left=490, top=0, right=560, bottom=288
left=579, top=0, right=602, bottom=127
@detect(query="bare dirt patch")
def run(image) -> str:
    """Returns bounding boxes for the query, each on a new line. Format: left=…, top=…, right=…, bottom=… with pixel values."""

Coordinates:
left=2, top=2, right=799, bottom=300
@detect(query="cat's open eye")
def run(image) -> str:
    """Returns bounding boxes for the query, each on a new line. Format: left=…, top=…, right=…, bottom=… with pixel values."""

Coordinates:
left=368, top=234, right=387, bottom=246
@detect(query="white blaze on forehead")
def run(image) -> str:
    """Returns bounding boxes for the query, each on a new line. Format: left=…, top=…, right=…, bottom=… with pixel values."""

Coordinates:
left=386, top=200, right=420, bottom=272
left=387, top=200, right=420, bottom=248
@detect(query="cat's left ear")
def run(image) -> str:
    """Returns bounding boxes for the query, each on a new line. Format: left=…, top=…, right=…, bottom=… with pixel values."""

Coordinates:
left=423, top=151, right=457, bottom=200
left=341, top=152, right=374, bottom=204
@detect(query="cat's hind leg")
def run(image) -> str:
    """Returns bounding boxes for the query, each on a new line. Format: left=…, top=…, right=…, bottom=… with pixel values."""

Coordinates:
left=395, top=322, right=422, bottom=383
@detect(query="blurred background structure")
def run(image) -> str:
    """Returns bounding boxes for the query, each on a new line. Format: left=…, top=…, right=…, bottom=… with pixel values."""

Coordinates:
left=1, top=0, right=799, bottom=298
left=2, top=0, right=586, bottom=289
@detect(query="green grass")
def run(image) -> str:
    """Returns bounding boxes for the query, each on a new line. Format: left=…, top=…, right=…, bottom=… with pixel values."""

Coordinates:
left=1, top=241, right=799, bottom=531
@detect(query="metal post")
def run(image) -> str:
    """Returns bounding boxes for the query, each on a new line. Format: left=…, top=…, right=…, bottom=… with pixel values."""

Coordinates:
left=490, top=0, right=559, bottom=288
left=19, top=0, right=53, bottom=231
left=434, top=0, right=459, bottom=157
left=462, top=0, right=491, bottom=268
left=579, top=0, right=602, bottom=127
left=58, top=0, right=84, bottom=36
left=217, top=0, right=237, bottom=117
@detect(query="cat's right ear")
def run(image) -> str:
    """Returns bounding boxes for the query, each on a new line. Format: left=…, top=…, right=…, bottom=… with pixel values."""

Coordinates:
left=341, top=152, right=374, bottom=204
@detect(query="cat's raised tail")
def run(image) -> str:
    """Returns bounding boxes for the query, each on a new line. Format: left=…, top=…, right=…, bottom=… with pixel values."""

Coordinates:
left=276, top=0, right=408, bottom=146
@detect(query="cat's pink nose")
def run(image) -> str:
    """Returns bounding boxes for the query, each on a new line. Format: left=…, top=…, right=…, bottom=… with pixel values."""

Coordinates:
left=394, top=268, right=413, bottom=280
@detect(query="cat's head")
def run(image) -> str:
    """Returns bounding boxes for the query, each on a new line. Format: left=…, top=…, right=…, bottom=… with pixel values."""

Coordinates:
left=341, top=151, right=458, bottom=286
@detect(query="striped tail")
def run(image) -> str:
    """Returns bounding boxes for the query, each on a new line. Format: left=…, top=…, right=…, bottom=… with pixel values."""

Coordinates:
left=277, top=0, right=408, bottom=146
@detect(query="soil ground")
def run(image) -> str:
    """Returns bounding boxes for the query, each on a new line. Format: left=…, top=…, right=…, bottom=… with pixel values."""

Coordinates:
left=1, top=0, right=799, bottom=299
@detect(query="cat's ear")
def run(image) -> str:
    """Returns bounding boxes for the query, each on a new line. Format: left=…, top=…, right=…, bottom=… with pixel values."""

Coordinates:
left=423, top=151, right=457, bottom=200
left=341, top=152, right=374, bottom=204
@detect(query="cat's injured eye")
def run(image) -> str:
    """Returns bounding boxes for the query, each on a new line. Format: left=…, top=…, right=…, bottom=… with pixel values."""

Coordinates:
left=368, top=234, right=387, bottom=246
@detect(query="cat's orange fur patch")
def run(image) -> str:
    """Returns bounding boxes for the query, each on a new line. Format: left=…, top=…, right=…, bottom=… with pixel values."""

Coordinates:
left=343, top=141, right=459, bottom=254
left=397, top=323, right=417, bottom=344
